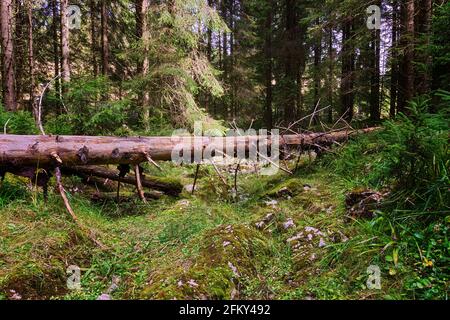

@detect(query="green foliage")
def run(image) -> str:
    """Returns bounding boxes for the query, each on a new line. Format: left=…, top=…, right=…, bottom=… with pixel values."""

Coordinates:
left=323, top=97, right=449, bottom=299
left=0, top=109, right=37, bottom=135
left=431, top=2, right=450, bottom=91
left=44, top=77, right=132, bottom=136
left=375, top=99, right=449, bottom=213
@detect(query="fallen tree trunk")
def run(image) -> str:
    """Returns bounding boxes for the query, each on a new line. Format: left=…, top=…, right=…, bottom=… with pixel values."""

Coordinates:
left=0, top=128, right=377, bottom=168
left=62, top=165, right=182, bottom=196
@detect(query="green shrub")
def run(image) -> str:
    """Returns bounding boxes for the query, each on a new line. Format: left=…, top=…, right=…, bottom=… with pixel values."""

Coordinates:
left=0, top=109, right=37, bottom=134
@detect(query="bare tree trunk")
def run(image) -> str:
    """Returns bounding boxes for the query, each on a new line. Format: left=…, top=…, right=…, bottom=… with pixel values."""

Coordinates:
left=0, top=128, right=377, bottom=169
left=390, top=0, right=399, bottom=118
left=60, top=0, right=71, bottom=91
left=0, top=0, right=17, bottom=111
left=51, top=0, right=61, bottom=100
left=398, top=0, right=414, bottom=113
left=264, top=0, right=274, bottom=130
left=369, top=1, right=381, bottom=121
left=415, top=0, right=432, bottom=95
left=136, top=0, right=150, bottom=130
left=340, top=17, right=355, bottom=121
left=90, top=0, right=99, bottom=77
left=327, top=23, right=334, bottom=123
left=312, top=18, right=322, bottom=124
left=101, top=0, right=109, bottom=76
left=283, top=0, right=299, bottom=123
left=14, top=0, right=24, bottom=109
left=27, top=0, right=36, bottom=117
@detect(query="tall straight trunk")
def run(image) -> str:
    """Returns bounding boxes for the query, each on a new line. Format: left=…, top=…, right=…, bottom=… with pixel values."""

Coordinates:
left=398, top=0, right=414, bottom=113
left=415, top=0, right=432, bottom=95
left=136, top=0, right=150, bottom=129
left=264, top=0, right=274, bottom=130
left=340, top=17, right=355, bottom=121
left=14, top=0, right=24, bottom=108
left=312, top=18, right=322, bottom=124
left=90, top=0, right=99, bottom=77
left=229, top=0, right=235, bottom=119
left=390, top=0, right=399, bottom=118
left=0, top=0, right=17, bottom=111
left=283, top=0, right=299, bottom=122
left=369, top=1, right=381, bottom=121
left=51, top=0, right=61, bottom=98
left=101, top=0, right=109, bottom=76
left=27, top=0, right=36, bottom=115
left=327, top=23, right=334, bottom=123
left=60, top=0, right=71, bottom=90
left=206, top=0, right=213, bottom=61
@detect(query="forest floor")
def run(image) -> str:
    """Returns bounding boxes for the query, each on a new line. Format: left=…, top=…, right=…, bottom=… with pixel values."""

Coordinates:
left=0, top=133, right=428, bottom=300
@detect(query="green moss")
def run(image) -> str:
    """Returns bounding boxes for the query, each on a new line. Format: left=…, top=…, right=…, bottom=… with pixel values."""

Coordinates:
left=264, top=178, right=305, bottom=198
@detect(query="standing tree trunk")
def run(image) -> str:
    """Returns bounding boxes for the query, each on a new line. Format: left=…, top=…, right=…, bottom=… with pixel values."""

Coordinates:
left=264, top=0, right=274, bottom=130
left=340, top=17, right=355, bottom=121
left=136, top=0, right=151, bottom=130
left=90, top=0, right=99, bottom=77
left=415, top=0, right=432, bottom=95
left=101, top=0, right=109, bottom=76
left=60, top=0, right=71, bottom=91
left=51, top=0, right=61, bottom=101
left=283, top=0, right=300, bottom=123
left=327, top=23, right=334, bottom=123
left=369, top=1, right=381, bottom=121
left=0, top=0, right=17, bottom=111
left=398, top=0, right=414, bottom=113
left=390, top=0, right=399, bottom=118
left=27, top=0, right=36, bottom=117
left=312, top=18, right=322, bottom=124
left=14, top=0, right=24, bottom=109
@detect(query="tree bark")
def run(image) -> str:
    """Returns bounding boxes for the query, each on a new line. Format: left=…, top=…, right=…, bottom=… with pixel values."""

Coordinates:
left=283, top=0, right=300, bottom=122
left=136, top=0, right=150, bottom=129
left=0, top=128, right=377, bottom=168
left=327, top=23, right=334, bottom=123
left=390, top=0, right=399, bottom=118
left=313, top=18, right=322, bottom=124
left=0, top=0, right=17, bottom=111
left=414, top=0, right=432, bottom=95
left=51, top=0, right=61, bottom=100
left=340, top=17, right=355, bottom=121
left=60, top=0, right=71, bottom=90
left=398, top=0, right=414, bottom=112
left=264, top=0, right=274, bottom=130
left=90, top=0, right=99, bottom=77
left=369, top=1, right=381, bottom=122
left=101, top=0, right=109, bottom=76
left=27, top=0, right=36, bottom=117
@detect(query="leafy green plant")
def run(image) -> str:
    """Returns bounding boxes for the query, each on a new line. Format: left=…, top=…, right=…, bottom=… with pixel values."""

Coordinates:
left=0, top=109, right=37, bottom=134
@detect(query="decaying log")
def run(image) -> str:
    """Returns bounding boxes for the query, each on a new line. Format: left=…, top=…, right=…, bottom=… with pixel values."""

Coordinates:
left=0, top=128, right=377, bottom=168
left=61, top=165, right=182, bottom=196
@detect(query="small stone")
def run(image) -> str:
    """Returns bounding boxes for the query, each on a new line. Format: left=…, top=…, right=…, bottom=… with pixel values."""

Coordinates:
left=265, top=200, right=278, bottom=207
left=97, top=294, right=112, bottom=300
left=187, top=279, right=198, bottom=288
left=228, top=262, right=240, bottom=277
left=283, top=218, right=295, bottom=230
left=184, top=184, right=197, bottom=193
left=318, top=238, right=326, bottom=248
